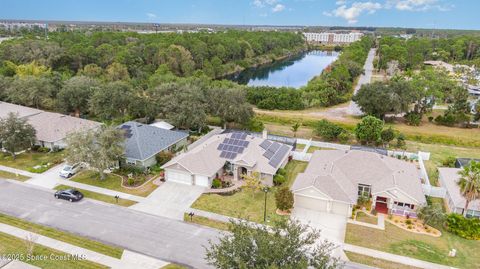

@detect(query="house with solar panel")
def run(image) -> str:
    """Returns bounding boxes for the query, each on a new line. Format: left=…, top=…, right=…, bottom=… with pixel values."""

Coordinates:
left=118, top=121, right=188, bottom=168
left=161, top=132, right=292, bottom=188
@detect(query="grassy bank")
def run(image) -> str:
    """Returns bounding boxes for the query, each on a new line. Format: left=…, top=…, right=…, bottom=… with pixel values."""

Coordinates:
left=0, top=232, right=107, bottom=269
left=345, top=251, right=421, bottom=269
left=0, top=213, right=124, bottom=259
left=54, top=185, right=137, bottom=207
left=183, top=213, right=230, bottom=231
left=0, top=170, right=30, bottom=181
left=256, top=112, right=480, bottom=148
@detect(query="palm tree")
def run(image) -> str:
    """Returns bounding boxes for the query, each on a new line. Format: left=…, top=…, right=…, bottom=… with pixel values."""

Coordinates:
left=457, top=161, right=480, bottom=217
left=291, top=122, right=300, bottom=138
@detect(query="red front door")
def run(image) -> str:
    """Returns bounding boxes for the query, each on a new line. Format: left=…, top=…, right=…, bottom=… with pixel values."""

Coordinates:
left=375, top=197, right=388, bottom=214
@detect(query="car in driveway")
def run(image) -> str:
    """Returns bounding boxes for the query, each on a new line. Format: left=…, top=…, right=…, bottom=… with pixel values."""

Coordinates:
left=54, top=189, right=84, bottom=202
left=59, top=163, right=84, bottom=178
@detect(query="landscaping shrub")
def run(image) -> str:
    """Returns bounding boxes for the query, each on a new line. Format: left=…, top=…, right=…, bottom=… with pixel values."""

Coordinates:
left=446, top=213, right=480, bottom=240
left=277, top=168, right=286, bottom=176
left=155, top=151, right=174, bottom=166
left=315, top=119, right=345, bottom=141
left=405, top=219, right=413, bottom=225
left=442, top=156, right=457, bottom=168
left=275, top=187, right=294, bottom=211
left=273, top=174, right=286, bottom=186
left=404, top=112, right=422, bottom=126
left=371, top=209, right=377, bottom=216
left=338, top=131, right=351, bottom=144
left=212, top=178, right=222, bottom=189
left=119, top=164, right=145, bottom=176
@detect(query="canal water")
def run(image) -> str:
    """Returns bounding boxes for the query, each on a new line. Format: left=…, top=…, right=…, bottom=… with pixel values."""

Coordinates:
left=227, top=50, right=339, bottom=88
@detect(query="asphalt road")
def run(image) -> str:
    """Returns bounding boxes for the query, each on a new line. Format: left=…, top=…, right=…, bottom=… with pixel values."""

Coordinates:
left=0, top=180, right=218, bottom=269
left=348, top=48, right=377, bottom=116
left=0, top=181, right=375, bottom=269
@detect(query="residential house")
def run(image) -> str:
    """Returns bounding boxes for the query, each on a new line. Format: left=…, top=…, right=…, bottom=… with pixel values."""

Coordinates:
left=119, top=121, right=188, bottom=168
left=162, top=132, right=292, bottom=188
left=0, top=102, right=101, bottom=149
left=291, top=150, right=426, bottom=217
left=438, top=167, right=480, bottom=218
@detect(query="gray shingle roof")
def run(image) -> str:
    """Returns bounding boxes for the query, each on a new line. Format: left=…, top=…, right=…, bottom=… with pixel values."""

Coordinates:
left=439, top=167, right=480, bottom=211
left=119, top=121, right=188, bottom=161
left=292, top=150, right=426, bottom=204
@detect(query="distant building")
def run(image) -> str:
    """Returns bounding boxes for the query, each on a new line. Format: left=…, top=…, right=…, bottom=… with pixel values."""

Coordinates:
left=303, top=32, right=363, bottom=44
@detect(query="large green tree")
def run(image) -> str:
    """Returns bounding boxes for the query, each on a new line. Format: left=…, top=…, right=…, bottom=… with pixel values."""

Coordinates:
left=354, top=116, right=384, bottom=145
left=457, top=161, right=480, bottom=217
left=6, top=75, right=54, bottom=109
left=57, top=76, right=100, bottom=116
left=207, top=87, right=253, bottom=128
left=0, top=113, right=36, bottom=159
left=89, top=81, right=134, bottom=120
left=65, top=126, right=124, bottom=180
left=205, top=219, right=341, bottom=269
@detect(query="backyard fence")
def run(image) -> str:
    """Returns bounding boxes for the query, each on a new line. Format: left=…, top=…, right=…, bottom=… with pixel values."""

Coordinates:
left=422, top=184, right=447, bottom=198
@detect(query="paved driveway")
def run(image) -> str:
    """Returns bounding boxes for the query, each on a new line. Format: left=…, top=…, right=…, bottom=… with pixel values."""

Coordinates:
left=131, top=181, right=205, bottom=220
left=25, top=163, right=64, bottom=189
left=291, top=207, right=347, bottom=244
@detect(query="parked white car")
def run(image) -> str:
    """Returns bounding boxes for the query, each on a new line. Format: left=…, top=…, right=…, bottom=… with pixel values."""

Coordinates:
left=59, top=163, right=84, bottom=178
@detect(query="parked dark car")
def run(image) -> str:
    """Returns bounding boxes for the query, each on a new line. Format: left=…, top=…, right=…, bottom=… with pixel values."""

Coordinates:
left=54, top=189, right=84, bottom=202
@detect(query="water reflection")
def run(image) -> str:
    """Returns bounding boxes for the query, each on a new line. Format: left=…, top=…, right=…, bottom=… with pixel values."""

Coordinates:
left=227, top=50, right=339, bottom=88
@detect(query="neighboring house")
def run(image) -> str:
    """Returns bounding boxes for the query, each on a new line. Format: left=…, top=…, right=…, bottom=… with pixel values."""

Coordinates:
left=0, top=102, right=101, bottom=149
left=438, top=167, right=480, bottom=218
left=291, top=150, right=426, bottom=217
left=119, top=121, right=188, bottom=168
left=162, top=132, right=292, bottom=188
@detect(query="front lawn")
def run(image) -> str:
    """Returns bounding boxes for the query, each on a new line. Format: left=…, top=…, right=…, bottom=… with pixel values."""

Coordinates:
left=0, top=213, right=124, bottom=259
left=71, top=170, right=158, bottom=197
left=345, top=251, right=420, bottom=269
left=345, top=222, right=480, bottom=268
left=355, top=212, right=377, bottom=225
left=191, top=160, right=308, bottom=224
left=0, top=232, right=107, bottom=269
left=54, top=185, right=137, bottom=207
left=0, top=170, right=30, bottom=181
left=0, top=151, right=65, bottom=173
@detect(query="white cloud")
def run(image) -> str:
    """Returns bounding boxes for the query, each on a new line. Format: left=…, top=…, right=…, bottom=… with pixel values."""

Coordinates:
left=386, top=0, right=451, bottom=11
left=331, top=1, right=382, bottom=24
left=253, top=0, right=286, bottom=13
left=146, top=13, right=157, bottom=18
left=272, top=4, right=286, bottom=12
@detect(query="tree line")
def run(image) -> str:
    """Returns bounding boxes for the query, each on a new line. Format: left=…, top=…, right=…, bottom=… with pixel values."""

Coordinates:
left=353, top=68, right=478, bottom=127
left=377, top=35, right=480, bottom=70
left=246, top=36, right=374, bottom=110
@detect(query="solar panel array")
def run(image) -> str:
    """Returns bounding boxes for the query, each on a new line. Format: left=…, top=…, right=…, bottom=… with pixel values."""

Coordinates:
left=217, top=132, right=250, bottom=160
left=120, top=125, right=133, bottom=138
left=263, top=141, right=291, bottom=168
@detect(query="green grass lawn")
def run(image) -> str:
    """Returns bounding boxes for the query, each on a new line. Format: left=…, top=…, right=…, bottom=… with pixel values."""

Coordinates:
left=345, top=251, right=421, bottom=269
left=161, top=264, right=188, bottom=269
left=183, top=213, right=230, bottom=231
left=295, top=143, right=305, bottom=151
left=355, top=212, right=377, bottom=225
left=71, top=170, right=158, bottom=197
left=345, top=222, right=480, bottom=268
left=306, top=146, right=334, bottom=153
left=191, top=160, right=308, bottom=224
left=0, top=213, right=124, bottom=259
left=0, top=151, right=65, bottom=173
left=405, top=141, right=480, bottom=186
left=54, top=185, right=137, bottom=207
left=0, top=232, right=107, bottom=269
left=0, top=170, right=30, bottom=181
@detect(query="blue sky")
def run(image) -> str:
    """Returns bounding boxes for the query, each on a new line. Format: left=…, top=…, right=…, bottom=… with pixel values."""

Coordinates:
left=1, top=0, right=478, bottom=30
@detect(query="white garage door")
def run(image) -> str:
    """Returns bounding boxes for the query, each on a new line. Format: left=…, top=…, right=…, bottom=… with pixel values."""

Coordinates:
left=166, top=170, right=192, bottom=185
left=331, top=201, right=350, bottom=217
left=195, top=175, right=210, bottom=187
left=295, top=195, right=328, bottom=212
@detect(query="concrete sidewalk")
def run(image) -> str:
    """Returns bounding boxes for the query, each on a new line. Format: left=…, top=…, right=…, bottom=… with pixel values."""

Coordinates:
left=344, top=244, right=457, bottom=269
left=0, top=222, right=168, bottom=269
left=0, top=165, right=37, bottom=178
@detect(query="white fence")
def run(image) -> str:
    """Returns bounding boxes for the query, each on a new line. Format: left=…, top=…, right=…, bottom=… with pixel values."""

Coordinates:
left=292, top=151, right=312, bottom=162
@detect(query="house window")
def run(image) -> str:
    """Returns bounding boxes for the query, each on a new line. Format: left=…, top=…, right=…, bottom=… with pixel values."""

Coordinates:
left=466, top=210, right=480, bottom=219
left=357, top=184, right=371, bottom=198
left=394, top=202, right=414, bottom=209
